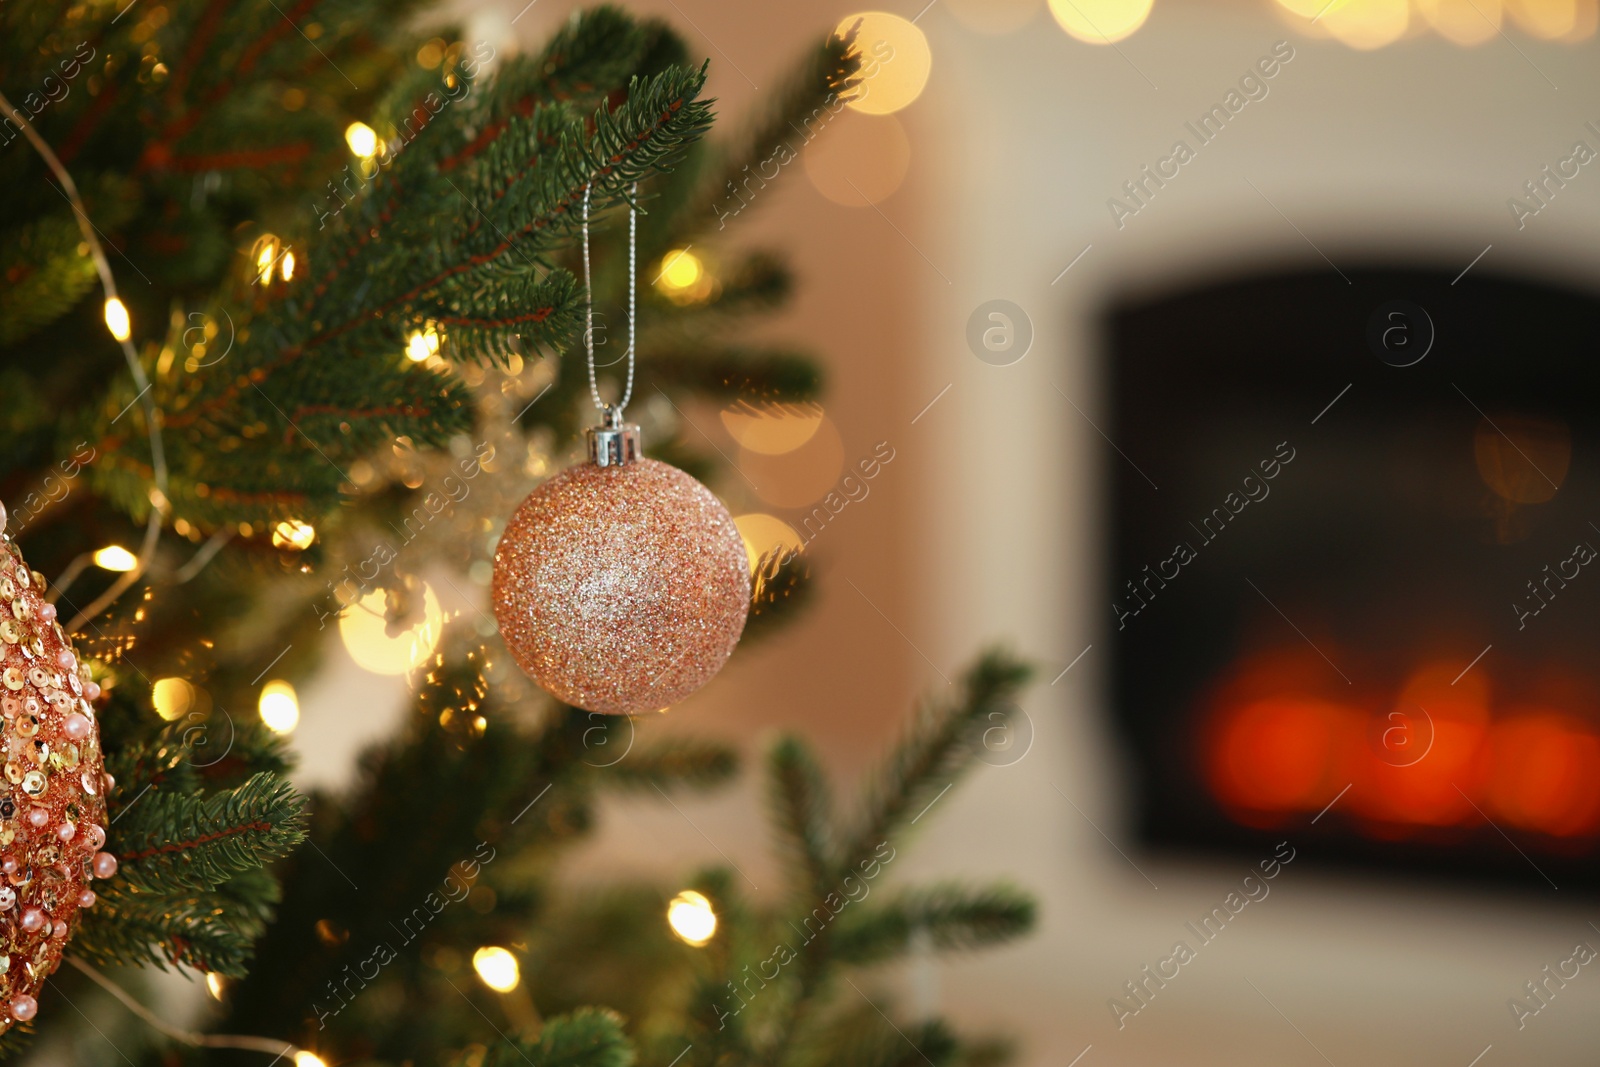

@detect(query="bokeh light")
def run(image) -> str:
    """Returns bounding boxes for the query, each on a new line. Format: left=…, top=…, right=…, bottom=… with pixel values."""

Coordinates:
left=1474, top=415, right=1570, bottom=505
left=294, top=1053, right=328, bottom=1067
left=734, top=513, right=805, bottom=572
left=344, top=121, right=378, bottom=158
left=103, top=298, right=131, bottom=342
left=151, top=677, right=197, bottom=722
left=407, top=324, right=441, bottom=362
left=93, top=544, right=138, bottom=571
left=472, top=946, right=521, bottom=992
left=946, top=0, right=1043, bottom=33
left=1507, top=0, right=1578, bottom=36
left=667, top=890, right=717, bottom=946
left=738, top=415, right=846, bottom=509
left=339, top=585, right=444, bottom=676
left=1047, top=0, right=1155, bottom=44
left=258, top=680, right=300, bottom=734
left=803, top=111, right=910, bottom=207
left=1483, top=713, right=1600, bottom=836
left=1208, top=697, right=1356, bottom=814
left=837, top=12, right=932, bottom=115
left=654, top=248, right=716, bottom=305
left=272, top=519, right=316, bottom=550
left=1417, top=0, right=1503, bottom=45
left=720, top=402, right=825, bottom=455
left=1321, top=0, right=1411, bottom=49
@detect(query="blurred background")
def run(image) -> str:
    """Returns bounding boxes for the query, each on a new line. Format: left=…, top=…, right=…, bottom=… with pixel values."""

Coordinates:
left=283, top=1, right=1600, bottom=1064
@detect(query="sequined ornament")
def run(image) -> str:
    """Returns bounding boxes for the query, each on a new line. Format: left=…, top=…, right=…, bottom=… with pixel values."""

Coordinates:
left=492, top=413, right=750, bottom=715
left=0, top=500, right=113, bottom=1029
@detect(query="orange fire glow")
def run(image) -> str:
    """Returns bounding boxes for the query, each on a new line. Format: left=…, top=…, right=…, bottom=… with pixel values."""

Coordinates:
left=1202, top=653, right=1600, bottom=840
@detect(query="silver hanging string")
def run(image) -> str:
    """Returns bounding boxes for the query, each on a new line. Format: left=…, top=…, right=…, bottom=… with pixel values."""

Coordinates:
left=580, top=181, right=637, bottom=417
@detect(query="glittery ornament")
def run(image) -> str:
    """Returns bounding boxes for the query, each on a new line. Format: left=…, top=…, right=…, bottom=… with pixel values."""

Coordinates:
left=0, top=503, right=112, bottom=1031
left=492, top=418, right=749, bottom=715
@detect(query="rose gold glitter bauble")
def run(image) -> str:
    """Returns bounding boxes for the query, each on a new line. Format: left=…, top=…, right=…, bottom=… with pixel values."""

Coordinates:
left=492, top=458, right=750, bottom=715
left=0, top=510, right=112, bottom=1031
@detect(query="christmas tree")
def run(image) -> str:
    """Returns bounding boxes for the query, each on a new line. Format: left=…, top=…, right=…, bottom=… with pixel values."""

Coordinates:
left=0, top=2, right=1036, bottom=1064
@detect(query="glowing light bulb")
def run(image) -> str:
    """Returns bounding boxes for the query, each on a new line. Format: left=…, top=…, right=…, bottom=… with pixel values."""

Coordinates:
left=281, top=249, right=296, bottom=281
left=151, top=677, right=196, bottom=722
left=256, top=238, right=278, bottom=286
left=104, top=298, right=131, bottom=341
left=345, top=121, right=378, bottom=158
left=406, top=325, right=441, bottom=362
left=472, top=946, right=520, bottom=992
left=837, top=12, right=933, bottom=114
left=1047, top=0, right=1154, bottom=43
left=339, top=585, right=444, bottom=676
left=659, top=249, right=702, bottom=288
left=294, top=1052, right=328, bottom=1067
left=272, top=519, right=316, bottom=550
left=205, top=973, right=226, bottom=1000
left=92, top=545, right=138, bottom=571
left=258, top=680, right=300, bottom=734
left=667, top=890, right=717, bottom=946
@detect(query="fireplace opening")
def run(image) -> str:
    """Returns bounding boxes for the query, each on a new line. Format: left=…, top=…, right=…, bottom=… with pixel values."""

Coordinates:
left=1106, top=263, right=1600, bottom=891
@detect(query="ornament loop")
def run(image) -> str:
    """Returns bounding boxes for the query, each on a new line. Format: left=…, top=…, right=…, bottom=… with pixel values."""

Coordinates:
left=580, top=181, right=638, bottom=419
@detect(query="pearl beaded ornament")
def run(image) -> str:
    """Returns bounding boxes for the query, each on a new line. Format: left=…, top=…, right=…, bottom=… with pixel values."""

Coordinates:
left=0, top=500, right=114, bottom=1029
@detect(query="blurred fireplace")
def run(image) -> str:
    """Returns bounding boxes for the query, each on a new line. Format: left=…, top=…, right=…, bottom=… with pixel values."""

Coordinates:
left=1106, top=264, right=1600, bottom=891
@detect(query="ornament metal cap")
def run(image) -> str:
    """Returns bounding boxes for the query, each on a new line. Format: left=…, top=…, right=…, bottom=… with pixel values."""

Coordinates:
left=587, top=406, right=640, bottom=468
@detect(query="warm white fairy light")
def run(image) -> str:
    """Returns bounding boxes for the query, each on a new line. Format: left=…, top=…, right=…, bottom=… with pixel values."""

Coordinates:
left=256, top=239, right=278, bottom=286
left=103, top=297, right=131, bottom=341
left=272, top=519, right=316, bottom=550
left=406, top=324, right=441, bottom=362
left=344, top=121, right=378, bottom=158
left=92, top=544, right=138, bottom=571
left=258, top=680, right=300, bottom=734
left=472, top=946, right=521, bottom=992
left=667, top=890, right=717, bottom=946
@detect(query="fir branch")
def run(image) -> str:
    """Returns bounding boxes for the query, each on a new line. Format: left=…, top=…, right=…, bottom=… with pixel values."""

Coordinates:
left=74, top=868, right=281, bottom=977
left=114, top=772, right=308, bottom=894
left=421, top=267, right=585, bottom=364
left=601, top=737, right=738, bottom=792
left=769, top=737, right=835, bottom=898
left=839, top=651, right=1031, bottom=876
left=830, top=884, right=1036, bottom=965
